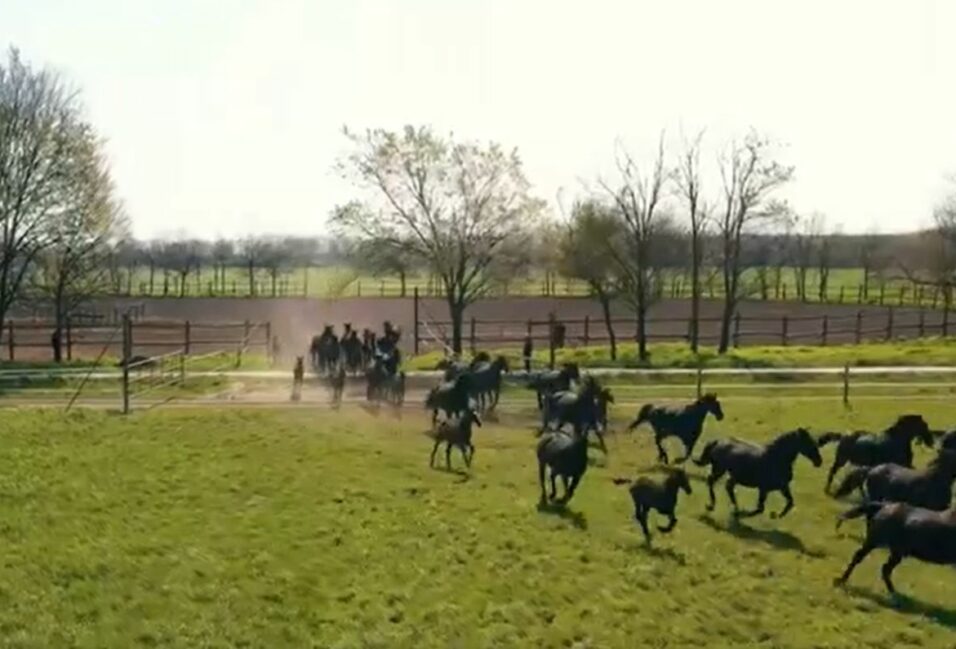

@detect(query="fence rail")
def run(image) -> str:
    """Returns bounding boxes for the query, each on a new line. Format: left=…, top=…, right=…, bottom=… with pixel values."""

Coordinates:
left=414, top=304, right=954, bottom=360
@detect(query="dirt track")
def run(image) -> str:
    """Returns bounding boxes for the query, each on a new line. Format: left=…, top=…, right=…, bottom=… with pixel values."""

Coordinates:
left=83, top=295, right=940, bottom=360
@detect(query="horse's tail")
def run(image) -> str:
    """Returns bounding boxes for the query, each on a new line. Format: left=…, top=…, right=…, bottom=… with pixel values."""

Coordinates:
left=628, top=404, right=654, bottom=431
left=816, top=431, right=843, bottom=448
left=832, top=466, right=869, bottom=499
left=611, top=477, right=632, bottom=486
left=693, top=440, right=717, bottom=467
left=836, top=501, right=886, bottom=530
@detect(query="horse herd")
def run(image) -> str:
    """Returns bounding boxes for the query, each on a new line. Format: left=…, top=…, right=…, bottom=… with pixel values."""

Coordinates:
left=422, top=359, right=956, bottom=598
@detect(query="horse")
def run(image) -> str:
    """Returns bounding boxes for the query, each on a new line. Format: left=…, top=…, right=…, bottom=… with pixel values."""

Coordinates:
left=328, top=364, right=346, bottom=407
left=425, top=374, right=472, bottom=426
left=341, top=330, right=363, bottom=375
left=834, top=502, right=956, bottom=594
left=291, top=356, right=304, bottom=402
left=628, top=394, right=724, bottom=465
left=695, top=428, right=822, bottom=518
left=311, top=325, right=339, bottom=375
left=364, top=356, right=403, bottom=406
left=527, top=363, right=580, bottom=410
left=468, top=355, right=510, bottom=411
left=817, top=415, right=934, bottom=493
left=613, top=468, right=693, bottom=543
left=536, top=424, right=592, bottom=505
left=540, top=378, right=613, bottom=453
left=938, top=429, right=956, bottom=453
left=361, top=329, right=377, bottom=366
left=833, top=449, right=956, bottom=514
left=428, top=409, right=482, bottom=470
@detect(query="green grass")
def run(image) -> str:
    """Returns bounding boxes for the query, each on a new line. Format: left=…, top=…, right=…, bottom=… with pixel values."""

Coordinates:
left=110, top=265, right=935, bottom=305
left=407, top=337, right=956, bottom=371
left=0, top=403, right=954, bottom=647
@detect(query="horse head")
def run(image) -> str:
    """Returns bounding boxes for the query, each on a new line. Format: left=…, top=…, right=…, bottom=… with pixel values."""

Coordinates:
left=891, top=415, right=933, bottom=447
left=492, top=355, right=510, bottom=373
left=794, top=427, right=823, bottom=467
left=700, top=393, right=724, bottom=421
left=667, top=468, right=693, bottom=496
left=465, top=408, right=482, bottom=429
left=562, top=362, right=581, bottom=381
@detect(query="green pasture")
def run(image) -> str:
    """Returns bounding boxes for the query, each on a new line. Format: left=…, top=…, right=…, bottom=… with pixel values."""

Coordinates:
left=0, top=402, right=954, bottom=647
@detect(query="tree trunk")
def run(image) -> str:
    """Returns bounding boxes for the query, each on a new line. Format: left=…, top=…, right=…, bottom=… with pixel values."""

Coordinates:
left=248, top=261, right=255, bottom=296
left=399, top=270, right=407, bottom=298
left=447, top=296, right=464, bottom=354
left=179, top=271, right=188, bottom=297
left=635, top=275, right=648, bottom=362
left=599, top=291, right=617, bottom=361
left=163, top=271, right=169, bottom=296
left=271, top=269, right=277, bottom=297
left=148, top=262, right=155, bottom=295
left=689, top=249, right=700, bottom=353
left=53, top=286, right=65, bottom=363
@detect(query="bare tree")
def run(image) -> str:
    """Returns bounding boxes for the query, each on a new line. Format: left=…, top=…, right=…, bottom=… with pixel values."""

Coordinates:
left=351, top=237, right=416, bottom=297
left=674, top=130, right=707, bottom=352
left=859, top=229, right=881, bottom=301
left=816, top=218, right=832, bottom=302
left=716, top=132, right=794, bottom=352
left=30, top=124, right=125, bottom=359
left=237, top=236, right=269, bottom=296
left=790, top=212, right=816, bottom=302
left=211, top=238, right=234, bottom=294
left=899, top=192, right=956, bottom=307
left=560, top=200, right=621, bottom=359
left=159, top=239, right=202, bottom=297
left=333, top=126, right=542, bottom=353
left=599, top=134, right=669, bottom=362
left=0, top=48, right=87, bottom=332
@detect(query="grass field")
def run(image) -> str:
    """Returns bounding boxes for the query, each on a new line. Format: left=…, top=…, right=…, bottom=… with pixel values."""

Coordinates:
left=1, top=401, right=954, bottom=648
left=408, top=337, right=956, bottom=371
left=115, top=265, right=926, bottom=304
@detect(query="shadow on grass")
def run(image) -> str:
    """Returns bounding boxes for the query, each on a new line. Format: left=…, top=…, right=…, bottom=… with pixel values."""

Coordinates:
left=844, top=586, right=956, bottom=630
left=431, top=465, right=472, bottom=483
left=697, top=514, right=825, bottom=558
left=635, top=542, right=687, bottom=565
left=536, top=501, right=588, bottom=530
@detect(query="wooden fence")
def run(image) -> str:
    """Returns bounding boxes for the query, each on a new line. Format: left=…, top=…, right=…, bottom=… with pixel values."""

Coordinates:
left=414, top=306, right=952, bottom=359
left=0, top=318, right=272, bottom=363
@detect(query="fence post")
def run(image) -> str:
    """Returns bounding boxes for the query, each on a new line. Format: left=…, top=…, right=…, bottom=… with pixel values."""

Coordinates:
left=782, top=284, right=787, bottom=301
left=879, top=284, right=885, bottom=305
left=918, top=310, right=925, bottom=338
left=898, top=287, right=906, bottom=306
left=7, top=322, right=13, bottom=361
left=527, top=319, right=533, bottom=338
left=885, top=307, right=894, bottom=341
left=469, top=317, right=476, bottom=355
left=583, top=315, right=590, bottom=346
left=838, top=286, right=845, bottom=303
left=237, top=320, right=251, bottom=368
left=413, top=287, right=420, bottom=355
left=855, top=310, right=863, bottom=344
left=821, top=315, right=829, bottom=346
left=733, top=312, right=741, bottom=348
left=857, top=285, right=863, bottom=304
left=66, top=317, right=73, bottom=361
left=184, top=320, right=191, bottom=355
left=548, top=312, right=556, bottom=370
left=179, top=353, right=186, bottom=385
left=842, top=363, right=850, bottom=407
left=122, top=314, right=131, bottom=415
left=781, top=316, right=789, bottom=346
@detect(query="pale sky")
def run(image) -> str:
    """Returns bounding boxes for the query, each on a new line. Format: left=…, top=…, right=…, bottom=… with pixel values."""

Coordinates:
left=3, top=0, right=955, bottom=239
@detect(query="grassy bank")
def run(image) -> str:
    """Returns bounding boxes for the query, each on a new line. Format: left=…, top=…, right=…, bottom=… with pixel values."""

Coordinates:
left=407, top=337, right=956, bottom=371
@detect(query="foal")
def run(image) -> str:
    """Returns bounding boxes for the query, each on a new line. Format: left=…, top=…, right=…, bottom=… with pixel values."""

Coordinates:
left=614, top=468, right=693, bottom=543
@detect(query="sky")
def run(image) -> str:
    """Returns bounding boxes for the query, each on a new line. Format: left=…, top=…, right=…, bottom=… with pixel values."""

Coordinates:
left=2, top=0, right=955, bottom=239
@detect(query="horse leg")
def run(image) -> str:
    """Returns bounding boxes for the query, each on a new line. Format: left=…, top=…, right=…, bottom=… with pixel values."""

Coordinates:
left=564, top=474, right=580, bottom=503
left=738, top=488, right=767, bottom=518
left=825, top=454, right=846, bottom=493
left=655, top=435, right=670, bottom=465
left=461, top=444, right=471, bottom=468
left=675, top=434, right=697, bottom=464
left=835, top=542, right=875, bottom=587
left=636, top=506, right=651, bottom=543
left=430, top=440, right=440, bottom=467
left=771, top=485, right=795, bottom=519
left=550, top=473, right=558, bottom=501
left=445, top=442, right=452, bottom=469
left=468, top=444, right=476, bottom=466
left=657, top=512, right=677, bottom=533
left=596, top=430, right=608, bottom=454
left=705, top=469, right=725, bottom=511
left=726, top=479, right=743, bottom=515
left=881, top=551, right=903, bottom=595
left=538, top=461, right=547, bottom=504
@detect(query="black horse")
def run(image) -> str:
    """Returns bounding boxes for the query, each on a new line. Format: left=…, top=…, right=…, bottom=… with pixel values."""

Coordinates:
left=528, top=363, right=580, bottom=410
left=341, top=330, right=363, bottom=375
left=835, top=502, right=956, bottom=594
left=834, top=449, right=956, bottom=515
left=541, top=378, right=613, bottom=453
left=425, top=374, right=472, bottom=425
left=695, top=428, right=822, bottom=518
left=537, top=423, right=592, bottom=505
left=628, top=394, right=724, bottom=464
left=468, top=355, right=510, bottom=411
left=938, top=429, right=956, bottom=452
left=311, top=325, right=339, bottom=375
left=614, top=468, right=692, bottom=543
left=817, top=415, right=934, bottom=493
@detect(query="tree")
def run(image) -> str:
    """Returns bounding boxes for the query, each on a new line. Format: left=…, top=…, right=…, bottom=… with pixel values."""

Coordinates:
left=30, top=124, right=124, bottom=360
left=0, top=48, right=88, bottom=333
left=859, top=229, right=882, bottom=301
left=598, top=134, right=669, bottom=362
left=560, top=200, right=621, bottom=359
left=816, top=218, right=833, bottom=302
left=900, top=190, right=956, bottom=307
left=333, top=126, right=542, bottom=353
left=211, top=238, right=234, bottom=294
left=716, top=132, right=793, bottom=353
left=351, top=236, right=416, bottom=297
left=674, top=131, right=708, bottom=352
left=790, top=212, right=815, bottom=302
left=159, top=238, right=203, bottom=297
left=237, top=236, right=269, bottom=296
